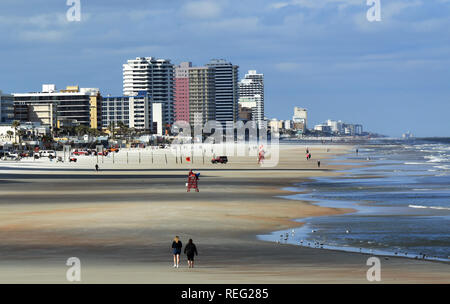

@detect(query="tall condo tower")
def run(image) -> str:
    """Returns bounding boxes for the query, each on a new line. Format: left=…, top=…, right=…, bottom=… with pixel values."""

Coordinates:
left=174, top=62, right=192, bottom=123
left=205, top=59, right=239, bottom=127
left=239, top=70, right=265, bottom=124
left=123, top=57, right=174, bottom=130
left=188, top=66, right=216, bottom=127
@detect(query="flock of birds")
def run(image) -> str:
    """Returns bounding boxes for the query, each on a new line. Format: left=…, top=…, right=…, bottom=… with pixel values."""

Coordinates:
left=275, top=228, right=441, bottom=261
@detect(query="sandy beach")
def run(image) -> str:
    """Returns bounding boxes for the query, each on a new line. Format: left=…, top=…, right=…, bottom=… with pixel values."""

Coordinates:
left=0, top=144, right=448, bottom=283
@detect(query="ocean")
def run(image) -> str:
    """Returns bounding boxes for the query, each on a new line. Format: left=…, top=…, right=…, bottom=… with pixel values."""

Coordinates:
left=260, top=138, right=450, bottom=262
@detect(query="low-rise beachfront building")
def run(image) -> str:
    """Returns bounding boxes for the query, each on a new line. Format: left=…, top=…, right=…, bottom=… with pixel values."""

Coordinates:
left=13, top=84, right=102, bottom=130
left=102, top=91, right=152, bottom=131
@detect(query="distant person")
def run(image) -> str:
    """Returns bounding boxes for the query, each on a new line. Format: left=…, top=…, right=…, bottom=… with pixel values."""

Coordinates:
left=317, top=161, right=321, bottom=168
left=184, top=239, right=198, bottom=268
left=95, top=164, right=99, bottom=172
left=172, top=236, right=183, bottom=268
left=356, top=148, right=359, bottom=155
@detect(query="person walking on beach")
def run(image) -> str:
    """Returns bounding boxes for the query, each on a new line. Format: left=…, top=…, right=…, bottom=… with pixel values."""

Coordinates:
left=184, top=239, right=198, bottom=268
left=95, top=164, right=99, bottom=173
left=317, top=160, right=321, bottom=168
left=172, top=236, right=183, bottom=268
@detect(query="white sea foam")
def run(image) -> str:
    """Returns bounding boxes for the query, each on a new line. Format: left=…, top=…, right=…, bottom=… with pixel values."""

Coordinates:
left=425, top=155, right=449, bottom=163
left=409, top=205, right=450, bottom=211
left=433, top=165, right=450, bottom=170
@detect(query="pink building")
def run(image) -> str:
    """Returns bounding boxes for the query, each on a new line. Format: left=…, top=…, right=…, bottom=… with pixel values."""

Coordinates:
left=174, top=62, right=192, bottom=123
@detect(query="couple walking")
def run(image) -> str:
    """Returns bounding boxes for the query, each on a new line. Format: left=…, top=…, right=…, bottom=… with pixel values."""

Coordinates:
left=172, top=236, right=198, bottom=268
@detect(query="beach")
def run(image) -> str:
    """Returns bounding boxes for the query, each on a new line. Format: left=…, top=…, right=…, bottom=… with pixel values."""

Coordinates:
left=0, top=144, right=448, bottom=283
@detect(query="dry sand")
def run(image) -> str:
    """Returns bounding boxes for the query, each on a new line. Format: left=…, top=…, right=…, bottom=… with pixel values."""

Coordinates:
left=0, top=144, right=448, bottom=283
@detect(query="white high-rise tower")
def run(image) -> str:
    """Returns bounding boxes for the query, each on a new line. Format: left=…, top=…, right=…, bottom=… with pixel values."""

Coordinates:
left=123, top=57, right=174, bottom=128
left=239, top=70, right=265, bottom=124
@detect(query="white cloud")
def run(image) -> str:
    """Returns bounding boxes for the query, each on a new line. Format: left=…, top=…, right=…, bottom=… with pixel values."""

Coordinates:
left=18, top=30, right=65, bottom=42
left=269, top=0, right=362, bottom=10
left=182, top=1, right=222, bottom=19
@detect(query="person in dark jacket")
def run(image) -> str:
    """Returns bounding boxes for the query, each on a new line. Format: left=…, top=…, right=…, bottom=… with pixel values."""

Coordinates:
left=171, top=236, right=182, bottom=268
left=184, top=239, right=198, bottom=268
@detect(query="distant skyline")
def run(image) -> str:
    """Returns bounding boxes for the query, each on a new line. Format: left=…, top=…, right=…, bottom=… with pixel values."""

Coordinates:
left=0, top=0, right=449, bottom=137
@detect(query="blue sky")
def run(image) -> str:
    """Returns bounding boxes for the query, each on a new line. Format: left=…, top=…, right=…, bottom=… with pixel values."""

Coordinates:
left=0, top=0, right=449, bottom=137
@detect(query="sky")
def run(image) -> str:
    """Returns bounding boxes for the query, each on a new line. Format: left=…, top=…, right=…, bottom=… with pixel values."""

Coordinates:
left=0, top=0, right=449, bottom=137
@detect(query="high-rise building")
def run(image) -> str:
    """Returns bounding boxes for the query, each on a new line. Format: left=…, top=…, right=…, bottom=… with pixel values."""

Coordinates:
left=238, top=69, right=264, bottom=125
left=188, top=66, right=216, bottom=127
left=13, top=85, right=102, bottom=130
left=326, top=120, right=344, bottom=134
left=239, top=70, right=264, bottom=124
left=102, top=91, right=151, bottom=131
left=293, top=107, right=307, bottom=127
left=174, top=62, right=192, bottom=123
left=0, top=90, right=14, bottom=124
left=206, top=59, right=239, bottom=127
left=123, top=57, right=174, bottom=129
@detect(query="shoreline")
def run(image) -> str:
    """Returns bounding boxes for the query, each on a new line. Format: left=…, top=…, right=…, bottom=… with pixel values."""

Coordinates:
left=259, top=147, right=450, bottom=264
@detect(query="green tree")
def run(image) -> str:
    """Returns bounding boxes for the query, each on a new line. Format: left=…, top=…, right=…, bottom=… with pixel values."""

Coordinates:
left=11, top=120, right=21, bottom=149
left=6, top=130, right=14, bottom=141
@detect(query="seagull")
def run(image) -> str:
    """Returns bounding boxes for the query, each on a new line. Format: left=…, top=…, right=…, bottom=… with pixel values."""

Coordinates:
left=312, top=229, right=317, bottom=233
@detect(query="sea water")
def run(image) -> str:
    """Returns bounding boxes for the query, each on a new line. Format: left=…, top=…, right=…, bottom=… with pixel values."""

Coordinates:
left=260, top=138, right=450, bottom=262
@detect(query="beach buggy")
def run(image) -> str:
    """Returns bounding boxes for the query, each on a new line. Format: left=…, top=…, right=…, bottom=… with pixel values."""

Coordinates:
left=211, top=156, right=228, bottom=164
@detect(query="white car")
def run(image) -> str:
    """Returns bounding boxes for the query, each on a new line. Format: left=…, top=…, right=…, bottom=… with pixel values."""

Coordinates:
left=39, top=150, right=57, bottom=158
left=6, top=151, right=19, bottom=158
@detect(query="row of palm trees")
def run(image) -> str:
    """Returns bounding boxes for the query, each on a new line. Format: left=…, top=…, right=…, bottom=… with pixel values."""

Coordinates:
left=8, top=121, right=144, bottom=150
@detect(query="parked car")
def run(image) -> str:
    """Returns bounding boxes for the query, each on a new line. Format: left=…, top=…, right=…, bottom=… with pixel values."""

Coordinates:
left=69, top=157, right=77, bottom=163
left=7, top=152, right=19, bottom=159
left=72, top=150, right=89, bottom=156
left=211, top=156, right=228, bottom=164
left=20, top=152, right=31, bottom=158
left=39, top=150, right=57, bottom=158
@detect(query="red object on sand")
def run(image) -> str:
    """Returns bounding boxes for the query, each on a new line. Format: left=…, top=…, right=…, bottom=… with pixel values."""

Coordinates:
left=187, top=175, right=199, bottom=192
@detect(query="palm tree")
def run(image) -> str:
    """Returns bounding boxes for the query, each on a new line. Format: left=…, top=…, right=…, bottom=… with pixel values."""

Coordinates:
left=6, top=130, right=14, bottom=141
left=11, top=120, right=21, bottom=150
left=117, top=121, right=128, bottom=137
left=108, top=122, right=116, bottom=140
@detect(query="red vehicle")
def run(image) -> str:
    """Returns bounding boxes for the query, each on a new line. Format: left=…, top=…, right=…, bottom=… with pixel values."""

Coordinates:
left=69, top=157, right=77, bottom=162
left=20, top=152, right=31, bottom=158
left=211, top=156, right=228, bottom=164
left=72, top=150, right=89, bottom=156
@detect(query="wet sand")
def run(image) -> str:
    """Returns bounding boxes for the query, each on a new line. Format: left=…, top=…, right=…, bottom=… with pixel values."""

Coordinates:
left=0, top=144, right=448, bottom=283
